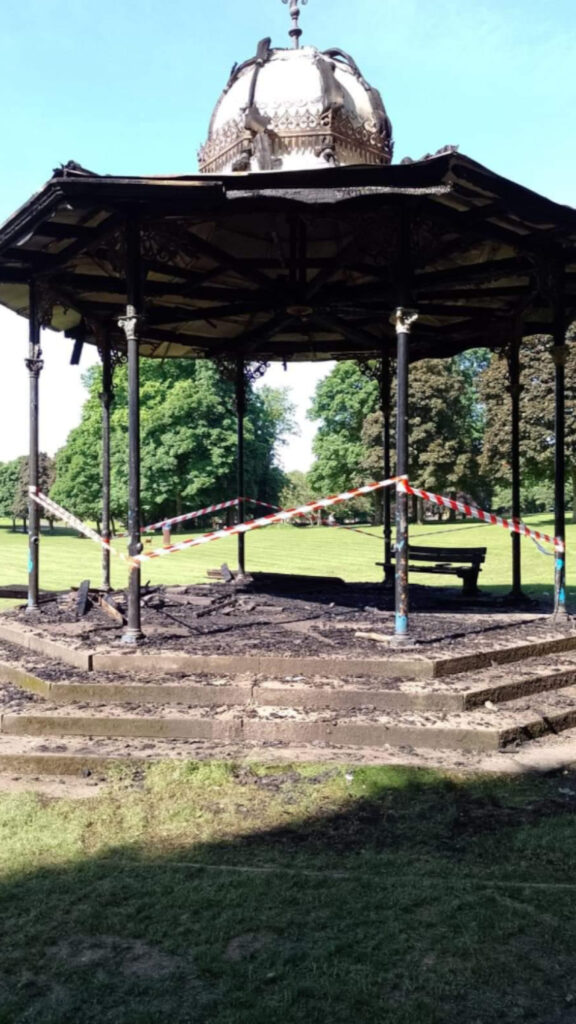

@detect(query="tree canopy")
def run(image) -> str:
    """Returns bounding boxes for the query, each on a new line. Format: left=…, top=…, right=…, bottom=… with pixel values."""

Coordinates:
left=480, top=334, right=576, bottom=518
left=51, top=359, right=294, bottom=528
left=308, top=355, right=486, bottom=513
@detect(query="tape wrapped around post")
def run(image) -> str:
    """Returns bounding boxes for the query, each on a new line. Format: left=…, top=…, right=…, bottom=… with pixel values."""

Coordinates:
left=398, top=480, right=564, bottom=553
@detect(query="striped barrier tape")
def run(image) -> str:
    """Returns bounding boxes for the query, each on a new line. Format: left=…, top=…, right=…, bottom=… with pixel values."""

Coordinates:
left=245, top=497, right=284, bottom=513
left=132, top=477, right=402, bottom=564
left=139, top=497, right=283, bottom=535
left=140, top=498, right=241, bottom=534
left=29, top=488, right=135, bottom=565
left=398, top=480, right=564, bottom=553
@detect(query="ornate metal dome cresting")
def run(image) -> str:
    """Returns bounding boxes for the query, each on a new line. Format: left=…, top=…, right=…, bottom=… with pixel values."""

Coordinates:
left=198, top=8, right=393, bottom=173
left=282, top=0, right=308, bottom=48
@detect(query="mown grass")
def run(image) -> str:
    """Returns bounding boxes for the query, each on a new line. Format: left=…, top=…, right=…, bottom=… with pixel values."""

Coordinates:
left=0, top=511, right=572, bottom=606
left=0, top=761, right=575, bottom=1023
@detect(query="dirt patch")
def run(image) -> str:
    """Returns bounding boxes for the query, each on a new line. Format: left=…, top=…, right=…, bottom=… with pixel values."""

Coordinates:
left=0, top=772, right=104, bottom=798
left=224, top=931, right=278, bottom=961
left=48, top=935, right=183, bottom=979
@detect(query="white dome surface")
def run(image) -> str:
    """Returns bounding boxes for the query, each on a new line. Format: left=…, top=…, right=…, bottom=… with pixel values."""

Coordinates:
left=199, top=43, right=393, bottom=174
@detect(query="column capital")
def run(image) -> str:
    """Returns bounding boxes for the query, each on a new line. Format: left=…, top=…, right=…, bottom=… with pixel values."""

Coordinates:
left=25, top=353, right=44, bottom=376
left=118, top=305, right=145, bottom=343
left=393, top=307, right=418, bottom=334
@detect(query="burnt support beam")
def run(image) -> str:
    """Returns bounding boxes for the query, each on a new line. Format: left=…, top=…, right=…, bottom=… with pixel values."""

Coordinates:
left=26, top=281, right=43, bottom=612
left=99, top=331, right=113, bottom=592
left=119, top=220, right=144, bottom=642
left=380, top=354, right=394, bottom=586
left=393, top=308, right=418, bottom=642
left=507, top=333, right=525, bottom=602
left=236, top=357, right=247, bottom=578
left=552, top=269, right=567, bottom=618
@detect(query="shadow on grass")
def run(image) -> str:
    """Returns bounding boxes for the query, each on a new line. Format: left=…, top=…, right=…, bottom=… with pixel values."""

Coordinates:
left=1, top=764, right=576, bottom=1024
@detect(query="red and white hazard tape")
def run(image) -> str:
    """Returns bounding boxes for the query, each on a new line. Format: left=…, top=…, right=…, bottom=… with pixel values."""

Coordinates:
left=245, top=497, right=284, bottom=513
left=141, top=498, right=241, bottom=534
left=132, top=477, right=401, bottom=564
left=29, top=488, right=134, bottom=564
left=140, top=496, right=282, bottom=534
left=398, top=480, right=564, bottom=553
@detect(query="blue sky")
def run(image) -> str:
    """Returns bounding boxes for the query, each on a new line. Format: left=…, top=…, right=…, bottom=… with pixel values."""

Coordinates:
left=1, top=0, right=575, bottom=465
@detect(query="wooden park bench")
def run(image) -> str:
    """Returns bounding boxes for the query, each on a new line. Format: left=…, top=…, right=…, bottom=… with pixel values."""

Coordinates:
left=378, top=544, right=487, bottom=596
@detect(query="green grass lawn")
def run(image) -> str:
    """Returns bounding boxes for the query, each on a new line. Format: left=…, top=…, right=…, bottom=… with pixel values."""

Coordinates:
left=0, top=511, right=570, bottom=606
left=0, top=761, right=575, bottom=1023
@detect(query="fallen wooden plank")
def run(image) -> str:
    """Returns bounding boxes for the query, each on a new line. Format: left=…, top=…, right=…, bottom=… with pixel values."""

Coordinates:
left=75, top=580, right=91, bottom=619
left=98, top=593, right=126, bottom=625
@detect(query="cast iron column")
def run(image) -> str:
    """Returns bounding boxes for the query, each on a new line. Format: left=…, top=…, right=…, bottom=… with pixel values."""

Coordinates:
left=26, top=280, right=43, bottom=611
left=393, top=308, right=418, bottom=643
left=380, top=353, right=394, bottom=586
left=507, top=333, right=524, bottom=601
left=119, top=219, right=144, bottom=641
left=236, top=357, right=246, bottom=578
left=552, top=268, right=567, bottom=618
left=99, top=331, right=113, bottom=591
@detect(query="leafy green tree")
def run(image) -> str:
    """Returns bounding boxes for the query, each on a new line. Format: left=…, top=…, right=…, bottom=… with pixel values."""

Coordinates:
left=479, top=333, right=576, bottom=519
left=308, top=362, right=378, bottom=495
left=309, top=357, right=484, bottom=521
left=51, top=359, right=293, bottom=529
left=280, top=470, right=315, bottom=508
left=0, top=457, right=25, bottom=529
left=11, top=454, right=55, bottom=531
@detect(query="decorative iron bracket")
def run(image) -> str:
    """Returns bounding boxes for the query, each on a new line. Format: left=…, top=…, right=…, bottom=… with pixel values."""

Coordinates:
left=216, top=358, right=269, bottom=385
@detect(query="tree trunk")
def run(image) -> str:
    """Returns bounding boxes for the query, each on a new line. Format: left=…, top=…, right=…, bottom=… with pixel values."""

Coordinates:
left=572, top=464, right=576, bottom=523
left=417, top=496, right=425, bottom=524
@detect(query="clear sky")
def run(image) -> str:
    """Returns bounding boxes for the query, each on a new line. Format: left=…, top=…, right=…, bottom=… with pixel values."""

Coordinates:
left=1, top=0, right=575, bottom=467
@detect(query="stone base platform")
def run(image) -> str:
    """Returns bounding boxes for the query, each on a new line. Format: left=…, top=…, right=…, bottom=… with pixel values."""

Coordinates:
left=0, top=579, right=575, bottom=776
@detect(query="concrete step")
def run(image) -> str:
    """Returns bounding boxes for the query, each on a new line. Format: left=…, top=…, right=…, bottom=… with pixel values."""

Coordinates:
left=3, top=726, right=576, bottom=782
left=4, top=648, right=576, bottom=714
left=2, top=685, right=576, bottom=752
left=3, top=619, right=576, bottom=680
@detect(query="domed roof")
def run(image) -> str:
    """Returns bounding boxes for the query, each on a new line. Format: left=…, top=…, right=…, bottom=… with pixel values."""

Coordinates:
left=198, top=37, right=393, bottom=174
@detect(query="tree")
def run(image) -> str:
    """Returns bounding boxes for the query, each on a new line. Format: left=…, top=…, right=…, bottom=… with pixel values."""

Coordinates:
left=280, top=470, right=315, bottom=508
left=51, top=359, right=294, bottom=528
left=11, top=454, right=55, bottom=531
left=308, top=362, right=378, bottom=495
left=0, top=457, right=25, bottom=529
left=309, top=357, right=484, bottom=521
left=479, top=332, right=576, bottom=518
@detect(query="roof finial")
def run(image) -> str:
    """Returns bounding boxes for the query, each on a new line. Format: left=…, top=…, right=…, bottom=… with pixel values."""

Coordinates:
left=281, top=0, right=308, bottom=48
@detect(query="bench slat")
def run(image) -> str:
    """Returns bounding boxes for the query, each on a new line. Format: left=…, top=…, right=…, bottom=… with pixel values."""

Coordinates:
left=407, top=545, right=486, bottom=564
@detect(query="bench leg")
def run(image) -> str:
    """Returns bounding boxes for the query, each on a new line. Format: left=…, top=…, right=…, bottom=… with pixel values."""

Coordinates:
left=461, top=569, right=480, bottom=598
